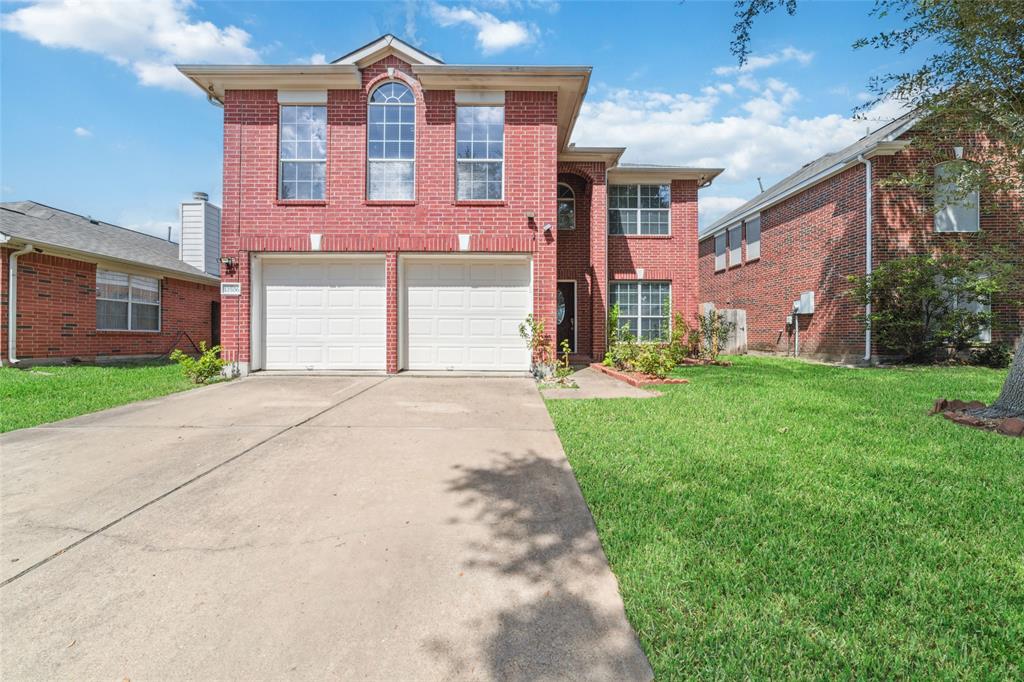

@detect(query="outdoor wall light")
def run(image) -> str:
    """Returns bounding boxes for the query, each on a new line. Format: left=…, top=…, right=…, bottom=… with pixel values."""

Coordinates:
left=219, top=256, right=235, bottom=268
left=954, top=146, right=965, bottom=159
left=524, top=211, right=536, bottom=220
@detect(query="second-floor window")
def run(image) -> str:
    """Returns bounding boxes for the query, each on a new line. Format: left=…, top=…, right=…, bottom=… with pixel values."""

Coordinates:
left=609, top=184, right=670, bottom=235
left=368, top=82, right=415, bottom=200
left=279, top=105, right=326, bottom=200
left=557, top=183, right=575, bottom=230
left=456, top=105, right=504, bottom=200
left=934, top=161, right=980, bottom=232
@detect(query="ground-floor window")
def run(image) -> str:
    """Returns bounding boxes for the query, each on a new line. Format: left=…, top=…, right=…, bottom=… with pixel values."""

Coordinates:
left=96, top=270, right=161, bottom=331
left=611, top=281, right=670, bottom=341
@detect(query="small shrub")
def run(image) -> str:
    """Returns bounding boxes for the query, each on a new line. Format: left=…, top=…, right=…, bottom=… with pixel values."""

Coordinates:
left=633, top=344, right=676, bottom=378
left=170, top=342, right=226, bottom=384
left=556, top=338, right=574, bottom=379
left=698, top=309, right=734, bottom=361
left=971, top=343, right=1012, bottom=369
left=667, top=312, right=698, bottom=364
left=519, top=314, right=554, bottom=378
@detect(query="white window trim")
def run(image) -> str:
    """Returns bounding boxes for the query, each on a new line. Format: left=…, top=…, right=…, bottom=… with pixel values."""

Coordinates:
left=714, top=233, right=727, bottom=272
left=745, top=215, right=761, bottom=261
left=96, top=270, right=162, bottom=333
left=455, top=104, right=505, bottom=201
left=608, top=184, right=671, bottom=236
left=367, top=81, right=416, bottom=201
left=610, top=280, right=672, bottom=342
left=557, top=182, right=575, bottom=230
left=278, top=104, right=327, bottom=201
left=934, top=161, right=980, bottom=233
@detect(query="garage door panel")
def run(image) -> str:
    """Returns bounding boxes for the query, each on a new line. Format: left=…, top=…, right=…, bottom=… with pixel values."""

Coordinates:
left=404, top=257, right=531, bottom=371
left=263, top=259, right=385, bottom=371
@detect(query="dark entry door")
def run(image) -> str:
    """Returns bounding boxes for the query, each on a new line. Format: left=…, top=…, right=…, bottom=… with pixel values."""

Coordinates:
left=556, top=281, right=576, bottom=353
left=211, top=300, right=221, bottom=346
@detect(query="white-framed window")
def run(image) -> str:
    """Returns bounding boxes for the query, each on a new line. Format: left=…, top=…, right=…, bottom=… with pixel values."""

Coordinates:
left=934, top=161, right=980, bottom=232
left=456, top=105, right=504, bottom=200
left=611, top=281, right=670, bottom=341
left=367, top=82, right=415, bottom=200
left=96, top=270, right=160, bottom=331
left=745, top=216, right=761, bottom=261
left=727, top=225, right=742, bottom=267
left=714, top=233, right=727, bottom=272
left=609, top=184, right=670, bottom=235
left=557, top=182, right=575, bottom=230
left=279, top=105, right=327, bottom=200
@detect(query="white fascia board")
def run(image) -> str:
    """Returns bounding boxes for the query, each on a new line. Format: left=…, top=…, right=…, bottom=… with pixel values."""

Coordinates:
left=334, top=35, right=442, bottom=67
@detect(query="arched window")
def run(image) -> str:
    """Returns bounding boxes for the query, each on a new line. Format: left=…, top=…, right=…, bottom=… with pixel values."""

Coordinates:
left=368, top=82, right=415, bottom=200
left=557, top=182, right=575, bottom=230
left=934, top=161, right=979, bottom=232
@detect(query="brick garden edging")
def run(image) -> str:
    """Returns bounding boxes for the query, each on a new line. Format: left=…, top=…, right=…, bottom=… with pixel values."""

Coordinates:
left=590, top=363, right=690, bottom=388
left=930, top=398, right=1024, bottom=437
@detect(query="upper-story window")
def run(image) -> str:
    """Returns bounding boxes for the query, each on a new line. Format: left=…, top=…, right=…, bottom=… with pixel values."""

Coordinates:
left=609, top=184, right=670, bottom=235
left=456, top=106, right=504, bottom=200
left=934, top=161, right=980, bottom=232
left=279, top=105, right=327, bottom=200
left=557, top=183, right=575, bottom=230
left=368, top=82, right=415, bottom=200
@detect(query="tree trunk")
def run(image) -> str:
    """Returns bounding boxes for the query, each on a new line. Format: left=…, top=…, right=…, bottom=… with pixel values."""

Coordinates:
left=970, top=339, right=1024, bottom=419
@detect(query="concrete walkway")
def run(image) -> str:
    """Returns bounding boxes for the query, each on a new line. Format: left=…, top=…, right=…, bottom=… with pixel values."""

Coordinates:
left=1, top=375, right=651, bottom=681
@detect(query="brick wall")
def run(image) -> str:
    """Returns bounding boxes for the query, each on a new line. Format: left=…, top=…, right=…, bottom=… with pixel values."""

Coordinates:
left=0, top=249, right=219, bottom=363
left=220, top=56, right=558, bottom=371
left=699, top=134, right=1023, bottom=361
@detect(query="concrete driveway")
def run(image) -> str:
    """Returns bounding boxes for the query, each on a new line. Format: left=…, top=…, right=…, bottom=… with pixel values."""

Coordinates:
left=1, top=375, right=651, bottom=681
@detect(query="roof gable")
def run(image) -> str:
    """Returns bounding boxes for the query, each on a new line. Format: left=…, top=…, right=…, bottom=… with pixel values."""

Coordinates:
left=333, top=34, right=443, bottom=67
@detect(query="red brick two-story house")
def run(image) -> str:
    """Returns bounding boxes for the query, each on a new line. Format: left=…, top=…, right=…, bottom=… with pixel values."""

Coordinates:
left=179, top=35, right=721, bottom=374
left=698, top=110, right=1023, bottom=362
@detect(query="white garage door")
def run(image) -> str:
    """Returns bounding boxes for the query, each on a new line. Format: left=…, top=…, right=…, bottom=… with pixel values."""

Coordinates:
left=263, top=258, right=385, bottom=370
left=404, top=257, right=531, bottom=371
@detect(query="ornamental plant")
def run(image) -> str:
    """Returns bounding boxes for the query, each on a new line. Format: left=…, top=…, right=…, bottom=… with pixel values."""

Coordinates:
left=169, top=342, right=227, bottom=384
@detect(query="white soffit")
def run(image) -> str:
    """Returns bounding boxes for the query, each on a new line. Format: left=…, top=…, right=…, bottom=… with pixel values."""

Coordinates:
left=278, top=90, right=328, bottom=105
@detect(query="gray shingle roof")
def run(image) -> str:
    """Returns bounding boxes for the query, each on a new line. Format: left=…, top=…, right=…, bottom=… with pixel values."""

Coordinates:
left=1, top=201, right=217, bottom=282
left=701, top=109, right=919, bottom=238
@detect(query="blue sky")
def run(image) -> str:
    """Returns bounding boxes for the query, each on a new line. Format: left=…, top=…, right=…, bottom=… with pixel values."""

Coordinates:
left=0, top=1, right=922, bottom=239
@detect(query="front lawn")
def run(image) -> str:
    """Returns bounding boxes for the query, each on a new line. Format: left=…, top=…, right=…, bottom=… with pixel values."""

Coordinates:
left=1, top=362, right=200, bottom=433
left=547, top=356, right=1022, bottom=679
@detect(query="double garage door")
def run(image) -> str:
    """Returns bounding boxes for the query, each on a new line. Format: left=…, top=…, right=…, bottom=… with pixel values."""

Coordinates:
left=262, top=256, right=530, bottom=372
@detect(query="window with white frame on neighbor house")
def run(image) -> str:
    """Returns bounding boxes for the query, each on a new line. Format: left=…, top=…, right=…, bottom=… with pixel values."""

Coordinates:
left=714, top=233, right=727, bottom=271
left=745, top=216, right=761, bottom=260
left=609, top=184, right=670, bottom=235
left=367, top=82, right=415, bottom=200
left=557, top=183, right=575, bottom=230
left=456, top=105, right=504, bottom=200
left=279, top=105, right=327, bottom=200
left=611, top=281, right=670, bottom=341
left=934, top=161, right=980, bottom=232
left=96, top=270, right=160, bottom=331
left=727, top=225, right=742, bottom=266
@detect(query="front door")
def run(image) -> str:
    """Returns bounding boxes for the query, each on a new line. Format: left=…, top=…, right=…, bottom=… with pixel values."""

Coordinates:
left=557, top=281, right=576, bottom=353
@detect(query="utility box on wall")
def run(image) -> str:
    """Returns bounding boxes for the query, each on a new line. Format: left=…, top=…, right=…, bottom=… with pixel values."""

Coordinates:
left=799, top=291, right=815, bottom=315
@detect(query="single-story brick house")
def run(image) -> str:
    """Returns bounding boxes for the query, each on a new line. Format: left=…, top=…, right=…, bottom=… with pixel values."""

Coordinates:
left=1, top=196, right=222, bottom=366
left=699, top=110, right=1024, bottom=362
left=178, top=34, right=722, bottom=374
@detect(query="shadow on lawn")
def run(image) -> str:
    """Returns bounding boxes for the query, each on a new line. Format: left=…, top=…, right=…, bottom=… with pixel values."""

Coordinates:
left=421, top=450, right=651, bottom=681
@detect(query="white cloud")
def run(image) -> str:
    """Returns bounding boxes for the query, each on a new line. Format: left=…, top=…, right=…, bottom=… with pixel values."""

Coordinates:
left=73, top=126, right=93, bottom=137
left=429, top=2, right=536, bottom=53
left=573, top=73, right=908, bottom=228
left=308, top=52, right=327, bottom=65
left=713, top=47, right=813, bottom=76
left=2, top=0, right=259, bottom=93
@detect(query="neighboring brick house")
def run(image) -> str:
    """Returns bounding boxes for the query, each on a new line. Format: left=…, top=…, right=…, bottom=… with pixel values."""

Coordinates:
left=1, top=198, right=221, bottom=366
left=178, top=35, right=721, bottom=374
left=699, top=110, right=1023, bottom=362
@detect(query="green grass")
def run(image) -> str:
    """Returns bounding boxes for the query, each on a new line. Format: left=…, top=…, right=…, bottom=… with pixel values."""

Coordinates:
left=1, top=362, right=201, bottom=432
left=546, top=356, right=1023, bottom=680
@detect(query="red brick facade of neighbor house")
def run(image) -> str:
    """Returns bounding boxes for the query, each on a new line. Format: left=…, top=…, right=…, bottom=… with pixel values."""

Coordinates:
left=699, top=123, right=1023, bottom=362
left=181, top=35, right=720, bottom=374
left=0, top=249, right=219, bottom=363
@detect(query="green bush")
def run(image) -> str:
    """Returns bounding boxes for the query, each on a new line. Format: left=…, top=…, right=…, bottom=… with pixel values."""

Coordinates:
left=633, top=344, right=676, bottom=378
left=169, top=342, right=227, bottom=384
left=698, top=309, right=734, bottom=361
left=970, top=343, right=1012, bottom=368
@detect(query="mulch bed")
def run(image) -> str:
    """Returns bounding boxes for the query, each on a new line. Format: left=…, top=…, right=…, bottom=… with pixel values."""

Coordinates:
left=930, top=398, right=1024, bottom=437
left=676, top=358, right=733, bottom=367
left=590, top=363, right=690, bottom=388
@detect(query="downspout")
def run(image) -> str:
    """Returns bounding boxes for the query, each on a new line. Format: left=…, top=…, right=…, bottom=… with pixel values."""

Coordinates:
left=857, top=155, right=873, bottom=362
left=7, top=243, right=37, bottom=365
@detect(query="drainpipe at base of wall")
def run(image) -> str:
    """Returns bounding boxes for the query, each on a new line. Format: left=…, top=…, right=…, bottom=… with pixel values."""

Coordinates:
left=857, top=155, right=873, bottom=363
left=6, top=242, right=38, bottom=365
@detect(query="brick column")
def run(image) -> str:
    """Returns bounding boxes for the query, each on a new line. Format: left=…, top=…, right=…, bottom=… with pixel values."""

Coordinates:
left=590, top=171, right=608, bottom=359
left=385, top=251, right=399, bottom=374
